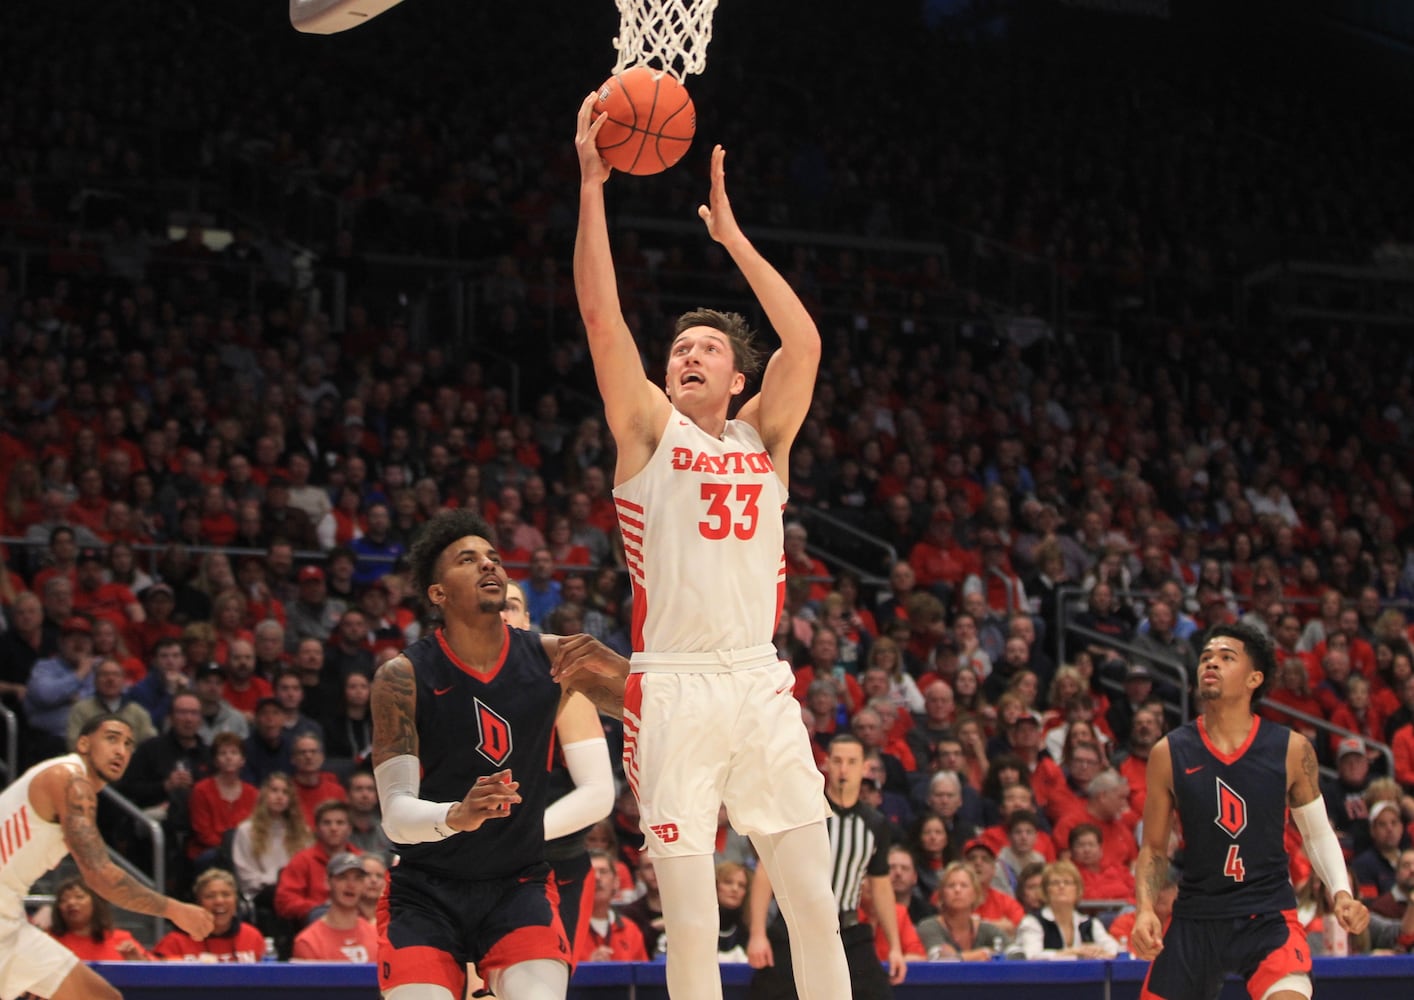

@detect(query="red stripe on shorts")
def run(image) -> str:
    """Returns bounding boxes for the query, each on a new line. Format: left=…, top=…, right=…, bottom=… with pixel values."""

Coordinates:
left=623, top=674, right=644, bottom=798
left=479, top=876, right=569, bottom=973
left=1246, top=909, right=1310, bottom=1000
left=376, top=870, right=466, bottom=996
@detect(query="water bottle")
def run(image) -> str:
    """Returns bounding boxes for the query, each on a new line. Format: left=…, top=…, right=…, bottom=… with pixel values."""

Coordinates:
left=1325, top=919, right=1349, bottom=957
left=991, top=937, right=1004, bottom=960
left=262, top=936, right=279, bottom=962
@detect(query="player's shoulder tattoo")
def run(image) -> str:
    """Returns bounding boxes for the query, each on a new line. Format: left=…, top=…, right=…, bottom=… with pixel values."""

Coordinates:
left=371, top=654, right=418, bottom=763
left=60, top=769, right=108, bottom=870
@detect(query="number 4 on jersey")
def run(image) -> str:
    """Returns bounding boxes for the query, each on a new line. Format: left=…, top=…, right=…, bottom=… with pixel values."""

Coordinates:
left=698, top=483, right=761, bottom=540
left=1223, top=844, right=1246, bottom=882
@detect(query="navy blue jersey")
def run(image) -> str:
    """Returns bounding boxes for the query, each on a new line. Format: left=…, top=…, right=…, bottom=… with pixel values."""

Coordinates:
left=1169, top=716, right=1296, bottom=919
left=394, top=626, right=561, bottom=879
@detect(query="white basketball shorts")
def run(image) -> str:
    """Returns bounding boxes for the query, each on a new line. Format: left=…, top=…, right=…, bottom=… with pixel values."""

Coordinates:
left=624, top=646, right=830, bottom=858
left=0, top=897, right=79, bottom=1000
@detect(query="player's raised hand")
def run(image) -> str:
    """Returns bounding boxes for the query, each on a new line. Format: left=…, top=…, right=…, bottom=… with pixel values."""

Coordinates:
left=551, top=633, right=629, bottom=687
left=1334, top=893, right=1370, bottom=936
left=576, top=92, right=612, bottom=185
left=1130, top=910, right=1164, bottom=960
left=446, top=770, right=521, bottom=832
left=169, top=900, right=216, bottom=941
left=697, top=145, right=743, bottom=247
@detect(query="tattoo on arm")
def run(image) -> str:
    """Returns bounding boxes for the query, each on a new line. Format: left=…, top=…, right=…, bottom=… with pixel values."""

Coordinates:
left=62, top=776, right=108, bottom=872
left=1290, top=736, right=1321, bottom=806
left=1136, top=848, right=1167, bottom=908
left=575, top=679, right=624, bottom=720
left=62, top=775, right=170, bottom=916
left=371, top=657, right=418, bottom=765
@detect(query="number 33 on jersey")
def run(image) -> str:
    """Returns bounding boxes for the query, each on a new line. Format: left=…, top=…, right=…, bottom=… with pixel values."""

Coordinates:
left=613, top=411, right=787, bottom=654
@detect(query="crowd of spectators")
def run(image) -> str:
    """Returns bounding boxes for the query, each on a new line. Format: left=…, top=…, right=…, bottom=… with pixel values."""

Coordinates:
left=4, top=0, right=1414, bottom=971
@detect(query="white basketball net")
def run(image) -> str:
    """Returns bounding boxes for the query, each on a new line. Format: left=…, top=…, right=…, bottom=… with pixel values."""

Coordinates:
left=612, top=0, right=720, bottom=80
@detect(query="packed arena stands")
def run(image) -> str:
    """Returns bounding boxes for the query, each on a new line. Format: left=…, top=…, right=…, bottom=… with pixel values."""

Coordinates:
left=3, top=0, right=1414, bottom=971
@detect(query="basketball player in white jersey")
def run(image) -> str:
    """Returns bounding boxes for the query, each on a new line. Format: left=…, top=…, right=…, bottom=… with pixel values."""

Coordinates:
left=0, top=714, right=213, bottom=1000
left=572, top=95, right=851, bottom=1000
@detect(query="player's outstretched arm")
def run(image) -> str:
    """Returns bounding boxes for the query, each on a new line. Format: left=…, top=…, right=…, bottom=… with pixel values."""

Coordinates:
left=698, top=145, right=820, bottom=457
left=1287, top=731, right=1370, bottom=935
left=42, top=767, right=214, bottom=939
left=1132, top=737, right=1175, bottom=961
left=573, top=94, right=666, bottom=456
left=546, top=632, right=629, bottom=719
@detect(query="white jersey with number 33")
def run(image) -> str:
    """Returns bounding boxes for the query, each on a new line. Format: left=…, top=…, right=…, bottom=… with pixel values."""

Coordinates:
left=614, top=409, right=787, bottom=656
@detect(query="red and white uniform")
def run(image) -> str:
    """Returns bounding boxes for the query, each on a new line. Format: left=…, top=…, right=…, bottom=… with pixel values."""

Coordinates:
left=616, top=411, right=787, bottom=652
left=0, top=755, right=86, bottom=999
left=615, top=411, right=828, bottom=858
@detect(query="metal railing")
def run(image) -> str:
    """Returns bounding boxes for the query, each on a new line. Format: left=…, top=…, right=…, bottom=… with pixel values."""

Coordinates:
left=98, top=786, right=168, bottom=943
left=986, top=565, right=1018, bottom=618
left=1064, top=621, right=1192, bottom=725
left=1256, top=701, right=1396, bottom=778
left=794, top=507, right=895, bottom=587
left=0, top=535, right=400, bottom=582
left=0, top=705, right=17, bottom=786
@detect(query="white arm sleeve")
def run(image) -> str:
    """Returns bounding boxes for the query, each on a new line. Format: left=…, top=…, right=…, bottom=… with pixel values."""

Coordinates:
left=1291, top=796, right=1352, bottom=899
left=374, top=754, right=457, bottom=844
left=544, top=738, right=614, bottom=841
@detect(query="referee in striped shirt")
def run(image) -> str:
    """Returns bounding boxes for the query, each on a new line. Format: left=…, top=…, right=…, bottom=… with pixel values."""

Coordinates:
left=747, top=733, right=906, bottom=1000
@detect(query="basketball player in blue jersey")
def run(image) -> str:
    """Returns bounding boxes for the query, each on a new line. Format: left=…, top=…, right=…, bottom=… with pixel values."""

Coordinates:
left=574, top=97, right=851, bottom=1000
left=371, top=510, right=628, bottom=1000
left=1132, top=623, right=1369, bottom=1000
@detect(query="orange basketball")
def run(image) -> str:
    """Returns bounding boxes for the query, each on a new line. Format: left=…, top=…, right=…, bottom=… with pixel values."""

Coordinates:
left=593, top=66, right=696, bottom=176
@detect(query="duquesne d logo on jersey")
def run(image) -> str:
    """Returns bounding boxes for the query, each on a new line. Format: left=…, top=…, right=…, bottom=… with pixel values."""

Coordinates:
left=474, top=697, right=513, bottom=767
left=1213, top=776, right=1248, bottom=839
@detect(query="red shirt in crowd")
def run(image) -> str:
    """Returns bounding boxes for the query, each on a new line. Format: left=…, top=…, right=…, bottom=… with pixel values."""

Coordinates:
left=908, top=538, right=977, bottom=592
left=222, top=676, right=272, bottom=717
left=1052, top=810, right=1139, bottom=873
left=187, top=777, right=258, bottom=860
left=154, top=921, right=266, bottom=963
left=872, top=903, right=925, bottom=961
left=975, top=886, right=1025, bottom=928
left=1117, top=753, right=1149, bottom=816
left=575, top=913, right=648, bottom=963
left=1077, top=862, right=1136, bottom=905
left=293, top=773, right=350, bottom=830
left=275, top=841, right=363, bottom=924
left=977, top=824, right=1058, bottom=862
left=292, top=917, right=378, bottom=962
left=52, top=929, right=151, bottom=961
left=72, top=582, right=138, bottom=628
